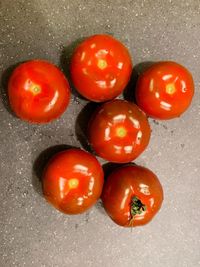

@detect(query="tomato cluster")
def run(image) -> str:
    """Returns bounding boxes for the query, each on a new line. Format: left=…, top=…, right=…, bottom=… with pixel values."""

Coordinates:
left=7, top=34, right=194, bottom=227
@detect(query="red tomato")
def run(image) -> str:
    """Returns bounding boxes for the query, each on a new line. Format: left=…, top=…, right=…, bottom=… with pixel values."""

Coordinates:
left=70, top=34, right=132, bottom=102
left=88, top=100, right=151, bottom=163
left=42, top=149, right=104, bottom=214
left=8, top=60, right=70, bottom=123
left=136, top=61, right=194, bottom=119
left=102, top=165, right=164, bottom=227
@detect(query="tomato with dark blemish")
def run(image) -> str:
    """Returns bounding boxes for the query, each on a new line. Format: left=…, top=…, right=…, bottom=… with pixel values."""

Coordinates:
left=102, top=165, right=164, bottom=227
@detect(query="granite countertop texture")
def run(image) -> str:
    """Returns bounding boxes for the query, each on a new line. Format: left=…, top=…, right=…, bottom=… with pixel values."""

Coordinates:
left=0, top=1, right=200, bottom=266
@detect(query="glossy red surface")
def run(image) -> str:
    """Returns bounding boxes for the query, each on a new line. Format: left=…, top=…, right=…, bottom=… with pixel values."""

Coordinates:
left=70, top=34, right=132, bottom=102
left=88, top=100, right=151, bottom=163
left=8, top=60, right=71, bottom=123
left=42, top=149, right=104, bottom=214
left=136, top=61, right=194, bottom=119
left=102, top=165, right=164, bottom=227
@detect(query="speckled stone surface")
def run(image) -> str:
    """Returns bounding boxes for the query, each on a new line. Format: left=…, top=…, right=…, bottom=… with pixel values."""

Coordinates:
left=0, top=1, right=200, bottom=266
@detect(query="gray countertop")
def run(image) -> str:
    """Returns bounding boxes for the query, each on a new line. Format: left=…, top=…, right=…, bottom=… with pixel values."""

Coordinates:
left=0, top=1, right=200, bottom=266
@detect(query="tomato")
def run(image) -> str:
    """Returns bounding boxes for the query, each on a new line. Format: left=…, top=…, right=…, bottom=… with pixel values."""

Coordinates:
left=135, top=61, right=194, bottom=119
left=42, top=149, right=104, bottom=214
left=8, top=60, right=71, bottom=123
left=102, top=165, right=163, bottom=227
left=88, top=100, right=151, bottom=163
left=70, top=34, right=132, bottom=102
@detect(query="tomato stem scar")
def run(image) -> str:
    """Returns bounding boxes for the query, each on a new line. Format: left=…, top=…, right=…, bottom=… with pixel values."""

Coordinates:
left=68, top=178, right=79, bottom=189
left=29, top=84, right=41, bottom=95
left=97, top=59, right=107, bottom=70
left=166, top=83, right=176, bottom=95
left=116, top=127, right=127, bottom=138
left=130, top=196, right=146, bottom=217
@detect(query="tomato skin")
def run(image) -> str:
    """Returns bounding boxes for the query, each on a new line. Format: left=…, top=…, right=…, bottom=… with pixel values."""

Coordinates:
left=88, top=100, right=151, bottom=163
left=42, top=149, right=104, bottom=214
left=70, top=34, right=132, bottom=102
left=102, top=165, right=164, bottom=227
left=135, top=61, right=194, bottom=119
left=8, top=60, right=71, bottom=123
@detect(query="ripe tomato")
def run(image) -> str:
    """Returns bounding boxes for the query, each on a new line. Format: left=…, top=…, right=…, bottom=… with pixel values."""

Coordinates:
left=102, top=165, right=164, bottom=227
left=42, top=149, right=104, bottom=214
left=88, top=100, right=151, bottom=163
left=135, top=61, right=194, bottom=119
left=8, top=60, right=71, bottom=123
left=70, top=34, right=132, bottom=102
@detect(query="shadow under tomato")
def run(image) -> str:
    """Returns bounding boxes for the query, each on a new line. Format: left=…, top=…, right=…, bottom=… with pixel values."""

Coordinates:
left=94, top=199, right=107, bottom=216
left=0, top=62, right=23, bottom=117
left=32, top=144, right=76, bottom=197
left=102, top=162, right=137, bottom=181
left=123, top=61, right=155, bottom=103
left=75, top=101, right=100, bottom=153
left=103, top=162, right=124, bottom=179
left=59, top=37, right=87, bottom=100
